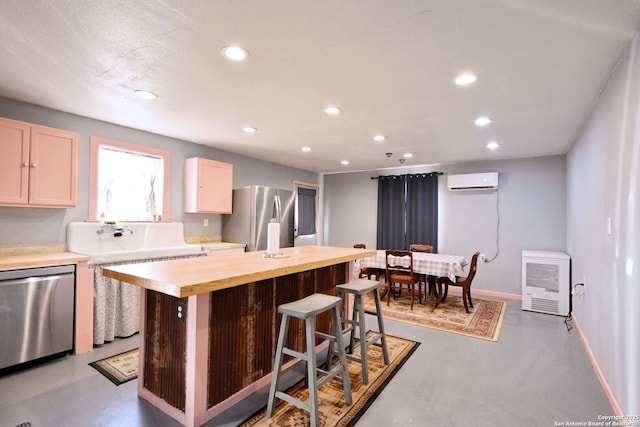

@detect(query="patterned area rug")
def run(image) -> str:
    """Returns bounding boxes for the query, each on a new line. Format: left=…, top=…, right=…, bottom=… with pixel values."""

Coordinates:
left=240, top=335, right=419, bottom=427
left=364, top=290, right=506, bottom=342
left=89, top=348, right=138, bottom=385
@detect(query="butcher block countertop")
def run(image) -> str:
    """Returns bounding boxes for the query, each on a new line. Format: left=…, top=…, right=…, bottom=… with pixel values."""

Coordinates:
left=0, top=252, right=90, bottom=271
left=103, top=245, right=375, bottom=298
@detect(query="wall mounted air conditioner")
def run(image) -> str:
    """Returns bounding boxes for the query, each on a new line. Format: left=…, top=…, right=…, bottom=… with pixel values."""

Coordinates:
left=447, top=172, right=498, bottom=191
left=522, top=250, right=570, bottom=316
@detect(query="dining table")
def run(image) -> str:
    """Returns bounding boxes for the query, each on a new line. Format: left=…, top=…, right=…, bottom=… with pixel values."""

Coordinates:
left=354, top=250, right=468, bottom=282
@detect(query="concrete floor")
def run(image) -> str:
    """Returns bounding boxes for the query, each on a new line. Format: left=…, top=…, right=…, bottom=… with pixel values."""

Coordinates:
left=0, top=298, right=613, bottom=427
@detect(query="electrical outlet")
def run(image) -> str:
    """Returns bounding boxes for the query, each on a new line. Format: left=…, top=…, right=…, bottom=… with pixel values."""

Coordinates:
left=203, top=218, right=209, bottom=227
left=176, top=302, right=185, bottom=322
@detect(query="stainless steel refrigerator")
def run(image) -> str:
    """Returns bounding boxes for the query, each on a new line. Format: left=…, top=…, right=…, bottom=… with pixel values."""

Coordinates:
left=222, top=186, right=295, bottom=252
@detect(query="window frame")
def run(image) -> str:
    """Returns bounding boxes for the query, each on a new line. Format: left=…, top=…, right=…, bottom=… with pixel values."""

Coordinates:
left=88, top=136, right=171, bottom=222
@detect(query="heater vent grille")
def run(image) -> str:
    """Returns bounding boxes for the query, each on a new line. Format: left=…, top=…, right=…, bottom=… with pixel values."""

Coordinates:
left=530, top=297, right=559, bottom=314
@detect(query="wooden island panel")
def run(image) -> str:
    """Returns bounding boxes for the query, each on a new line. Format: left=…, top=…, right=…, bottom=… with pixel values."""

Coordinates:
left=206, top=263, right=346, bottom=409
left=144, top=292, right=188, bottom=411
left=207, top=278, right=275, bottom=408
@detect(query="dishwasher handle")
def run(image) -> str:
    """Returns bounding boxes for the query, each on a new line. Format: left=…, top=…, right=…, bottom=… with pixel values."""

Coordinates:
left=0, top=265, right=75, bottom=281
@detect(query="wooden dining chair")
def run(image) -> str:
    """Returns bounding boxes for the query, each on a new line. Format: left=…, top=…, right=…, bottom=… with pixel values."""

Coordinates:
left=354, top=244, right=382, bottom=280
left=409, top=244, right=433, bottom=253
left=409, top=244, right=434, bottom=298
left=435, top=251, right=480, bottom=313
left=385, top=250, right=422, bottom=310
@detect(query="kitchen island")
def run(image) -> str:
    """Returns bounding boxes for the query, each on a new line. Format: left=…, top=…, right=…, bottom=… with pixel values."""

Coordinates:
left=102, top=245, right=374, bottom=427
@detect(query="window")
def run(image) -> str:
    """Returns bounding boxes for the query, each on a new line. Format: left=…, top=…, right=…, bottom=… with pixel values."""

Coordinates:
left=296, top=186, right=317, bottom=236
left=89, top=137, right=170, bottom=221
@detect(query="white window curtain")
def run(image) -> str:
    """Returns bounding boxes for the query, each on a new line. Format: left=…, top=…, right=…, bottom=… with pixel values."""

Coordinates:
left=98, top=147, right=164, bottom=221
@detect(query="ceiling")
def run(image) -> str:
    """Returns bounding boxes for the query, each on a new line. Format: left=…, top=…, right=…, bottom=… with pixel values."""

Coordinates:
left=1, top=1, right=640, bottom=174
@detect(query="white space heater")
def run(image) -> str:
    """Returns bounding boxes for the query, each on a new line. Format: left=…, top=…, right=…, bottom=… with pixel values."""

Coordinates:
left=522, top=250, right=570, bottom=316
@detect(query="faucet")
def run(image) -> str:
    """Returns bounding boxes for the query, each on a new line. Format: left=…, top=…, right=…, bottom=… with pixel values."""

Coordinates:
left=113, top=226, right=133, bottom=237
left=97, top=223, right=133, bottom=236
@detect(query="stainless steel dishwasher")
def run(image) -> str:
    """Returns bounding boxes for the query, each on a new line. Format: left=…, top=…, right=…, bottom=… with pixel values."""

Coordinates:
left=0, top=264, right=75, bottom=370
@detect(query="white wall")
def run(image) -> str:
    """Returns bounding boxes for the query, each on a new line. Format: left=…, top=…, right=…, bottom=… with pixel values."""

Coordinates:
left=567, top=34, right=640, bottom=415
left=322, top=172, right=378, bottom=250
left=323, top=154, right=566, bottom=296
left=0, top=97, right=318, bottom=245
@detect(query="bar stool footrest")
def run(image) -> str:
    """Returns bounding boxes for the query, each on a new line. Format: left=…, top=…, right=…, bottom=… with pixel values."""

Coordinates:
left=365, top=331, right=384, bottom=346
left=331, top=330, right=385, bottom=362
left=275, top=391, right=311, bottom=413
left=315, top=331, right=337, bottom=342
left=282, top=348, right=307, bottom=360
left=316, top=364, right=346, bottom=389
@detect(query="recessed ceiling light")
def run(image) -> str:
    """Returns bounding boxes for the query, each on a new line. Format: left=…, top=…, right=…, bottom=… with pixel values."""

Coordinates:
left=373, top=135, right=385, bottom=142
left=325, top=106, right=341, bottom=115
left=487, top=141, right=500, bottom=150
left=403, top=153, right=413, bottom=158
left=302, top=147, right=311, bottom=152
left=454, top=73, right=477, bottom=86
left=341, top=160, right=349, bottom=165
left=474, top=116, right=492, bottom=127
left=135, top=90, right=157, bottom=99
left=242, top=127, right=257, bottom=133
left=222, top=45, right=249, bottom=61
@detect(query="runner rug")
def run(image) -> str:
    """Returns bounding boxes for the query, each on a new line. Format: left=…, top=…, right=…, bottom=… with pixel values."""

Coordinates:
left=89, top=348, right=138, bottom=385
left=364, top=291, right=506, bottom=342
left=240, top=334, right=419, bottom=427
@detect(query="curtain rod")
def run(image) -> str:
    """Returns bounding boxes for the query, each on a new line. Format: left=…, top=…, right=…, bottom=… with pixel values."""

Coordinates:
left=370, top=172, right=443, bottom=180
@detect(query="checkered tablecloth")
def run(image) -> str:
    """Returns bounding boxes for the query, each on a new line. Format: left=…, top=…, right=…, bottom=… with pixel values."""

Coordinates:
left=354, top=250, right=468, bottom=281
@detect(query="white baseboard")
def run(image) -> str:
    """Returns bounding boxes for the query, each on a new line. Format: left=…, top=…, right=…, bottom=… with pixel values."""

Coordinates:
left=446, top=286, right=522, bottom=301
left=571, top=314, right=623, bottom=416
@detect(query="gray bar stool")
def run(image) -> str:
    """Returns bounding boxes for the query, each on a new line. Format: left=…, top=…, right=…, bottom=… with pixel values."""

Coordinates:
left=267, top=293, right=352, bottom=427
left=330, top=278, right=389, bottom=385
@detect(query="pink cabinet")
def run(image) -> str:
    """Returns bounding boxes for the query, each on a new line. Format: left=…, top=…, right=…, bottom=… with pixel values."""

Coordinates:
left=184, top=157, right=233, bottom=213
left=0, top=117, right=80, bottom=208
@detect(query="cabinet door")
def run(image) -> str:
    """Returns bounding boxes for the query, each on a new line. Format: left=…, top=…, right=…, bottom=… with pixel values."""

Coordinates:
left=28, top=125, right=79, bottom=207
left=184, top=158, right=233, bottom=213
left=0, top=118, right=30, bottom=205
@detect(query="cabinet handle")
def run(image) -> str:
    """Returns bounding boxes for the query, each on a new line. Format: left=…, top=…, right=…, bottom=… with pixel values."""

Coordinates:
left=31, top=163, right=37, bottom=168
left=22, top=162, right=29, bottom=167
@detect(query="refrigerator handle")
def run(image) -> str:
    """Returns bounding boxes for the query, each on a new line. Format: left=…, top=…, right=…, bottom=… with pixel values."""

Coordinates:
left=273, top=194, right=282, bottom=223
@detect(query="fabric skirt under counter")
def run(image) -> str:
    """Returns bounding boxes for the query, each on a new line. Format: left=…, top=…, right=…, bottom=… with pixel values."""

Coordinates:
left=90, top=253, right=207, bottom=345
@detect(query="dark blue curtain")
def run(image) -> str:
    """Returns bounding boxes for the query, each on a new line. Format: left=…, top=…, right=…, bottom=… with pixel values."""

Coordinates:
left=376, top=173, right=438, bottom=250
left=376, top=176, right=406, bottom=250
left=406, top=174, right=438, bottom=252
